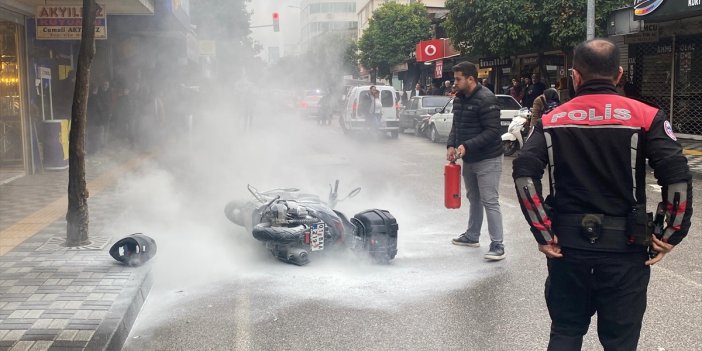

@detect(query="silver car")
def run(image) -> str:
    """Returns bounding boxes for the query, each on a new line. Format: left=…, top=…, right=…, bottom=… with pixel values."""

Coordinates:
left=427, top=94, right=522, bottom=143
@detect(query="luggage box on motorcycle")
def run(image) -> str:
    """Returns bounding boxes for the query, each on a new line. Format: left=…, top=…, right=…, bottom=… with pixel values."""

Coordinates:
left=352, top=209, right=398, bottom=261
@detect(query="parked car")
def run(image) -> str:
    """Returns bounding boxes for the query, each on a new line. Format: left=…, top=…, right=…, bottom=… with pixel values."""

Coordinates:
left=341, top=85, right=401, bottom=138
left=399, top=96, right=452, bottom=133
left=495, top=94, right=523, bottom=134
left=298, top=91, right=323, bottom=118
left=426, top=94, right=523, bottom=143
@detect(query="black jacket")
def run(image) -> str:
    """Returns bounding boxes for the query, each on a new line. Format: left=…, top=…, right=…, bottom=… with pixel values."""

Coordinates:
left=512, top=80, right=693, bottom=247
left=447, top=84, right=503, bottom=163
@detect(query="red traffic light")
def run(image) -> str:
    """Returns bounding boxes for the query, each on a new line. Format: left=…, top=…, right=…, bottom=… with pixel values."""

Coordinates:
left=272, top=12, right=280, bottom=32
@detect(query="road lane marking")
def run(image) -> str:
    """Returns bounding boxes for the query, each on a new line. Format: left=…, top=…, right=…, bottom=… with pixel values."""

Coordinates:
left=0, top=154, right=153, bottom=256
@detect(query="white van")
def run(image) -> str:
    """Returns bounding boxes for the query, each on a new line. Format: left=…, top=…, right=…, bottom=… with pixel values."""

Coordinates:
left=341, top=85, right=400, bottom=138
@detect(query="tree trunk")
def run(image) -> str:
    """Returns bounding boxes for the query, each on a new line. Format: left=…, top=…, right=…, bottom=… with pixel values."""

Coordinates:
left=66, top=0, right=97, bottom=247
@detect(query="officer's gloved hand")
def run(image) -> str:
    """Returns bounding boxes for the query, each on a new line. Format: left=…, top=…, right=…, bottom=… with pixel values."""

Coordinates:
left=645, top=236, right=674, bottom=266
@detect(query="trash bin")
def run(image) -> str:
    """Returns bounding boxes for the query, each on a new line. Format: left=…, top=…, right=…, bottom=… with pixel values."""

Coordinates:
left=42, top=119, right=70, bottom=170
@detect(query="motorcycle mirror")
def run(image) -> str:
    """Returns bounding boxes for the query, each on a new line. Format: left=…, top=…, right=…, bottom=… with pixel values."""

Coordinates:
left=262, top=187, right=300, bottom=194
left=347, top=187, right=361, bottom=198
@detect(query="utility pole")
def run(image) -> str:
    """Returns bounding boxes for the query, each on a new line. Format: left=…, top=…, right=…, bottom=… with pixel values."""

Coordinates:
left=586, top=0, right=595, bottom=40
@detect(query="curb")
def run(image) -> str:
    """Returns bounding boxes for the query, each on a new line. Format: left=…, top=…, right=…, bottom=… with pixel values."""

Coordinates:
left=85, top=267, right=153, bottom=351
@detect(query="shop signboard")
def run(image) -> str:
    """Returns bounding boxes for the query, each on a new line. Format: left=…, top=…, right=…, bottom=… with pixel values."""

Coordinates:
left=36, top=4, right=107, bottom=40
left=633, top=0, right=702, bottom=21
left=416, top=39, right=444, bottom=62
left=434, top=60, right=443, bottom=79
left=624, top=24, right=659, bottom=44
left=479, top=57, right=512, bottom=68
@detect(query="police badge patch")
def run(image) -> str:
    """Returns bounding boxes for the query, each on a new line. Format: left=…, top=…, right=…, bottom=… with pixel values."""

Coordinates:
left=664, top=120, right=677, bottom=141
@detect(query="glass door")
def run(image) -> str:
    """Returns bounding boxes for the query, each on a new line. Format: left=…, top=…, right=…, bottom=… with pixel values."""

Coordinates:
left=0, top=21, right=24, bottom=169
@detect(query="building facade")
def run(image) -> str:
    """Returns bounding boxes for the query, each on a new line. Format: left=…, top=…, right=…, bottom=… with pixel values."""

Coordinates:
left=357, top=0, right=445, bottom=38
left=300, top=0, right=358, bottom=50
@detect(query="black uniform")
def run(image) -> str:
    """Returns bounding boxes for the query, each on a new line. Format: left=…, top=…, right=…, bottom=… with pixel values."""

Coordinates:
left=512, top=80, right=693, bottom=350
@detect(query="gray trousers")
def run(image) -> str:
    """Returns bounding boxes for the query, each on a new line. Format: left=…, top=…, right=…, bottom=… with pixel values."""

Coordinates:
left=462, top=155, right=504, bottom=243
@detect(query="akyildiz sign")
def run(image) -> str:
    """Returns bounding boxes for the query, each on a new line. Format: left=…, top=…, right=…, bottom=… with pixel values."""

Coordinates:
left=36, top=4, right=107, bottom=40
left=634, top=0, right=702, bottom=21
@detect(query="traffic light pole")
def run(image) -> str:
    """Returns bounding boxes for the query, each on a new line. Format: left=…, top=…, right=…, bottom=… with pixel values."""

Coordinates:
left=586, top=0, right=595, bottom=40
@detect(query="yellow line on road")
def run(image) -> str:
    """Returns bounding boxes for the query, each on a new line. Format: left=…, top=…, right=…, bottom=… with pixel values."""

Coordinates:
left=683, top=149, right=702, bottom=156
left=0, top=154, right=153, bottom=256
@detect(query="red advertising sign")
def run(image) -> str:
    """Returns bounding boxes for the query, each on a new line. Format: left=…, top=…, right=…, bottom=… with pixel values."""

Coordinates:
left=434, top=59, right=443, bottom=79
left=416, top=39, right=445, bottom=62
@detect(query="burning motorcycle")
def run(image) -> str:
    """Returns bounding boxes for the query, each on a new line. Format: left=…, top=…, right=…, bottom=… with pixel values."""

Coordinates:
left=224, top=181, right=398, bottom=266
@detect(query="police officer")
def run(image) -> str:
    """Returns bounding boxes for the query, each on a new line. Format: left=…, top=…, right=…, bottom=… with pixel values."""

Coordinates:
left=512, top=38, right=693, bottom=350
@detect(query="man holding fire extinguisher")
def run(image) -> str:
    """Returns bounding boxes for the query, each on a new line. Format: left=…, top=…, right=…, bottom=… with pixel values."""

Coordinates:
left=447, top=61, right=506, bottom=261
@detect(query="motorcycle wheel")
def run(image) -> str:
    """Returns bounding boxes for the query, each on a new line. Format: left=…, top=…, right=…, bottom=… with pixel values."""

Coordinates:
left=502, top=140, right=519, bottom=156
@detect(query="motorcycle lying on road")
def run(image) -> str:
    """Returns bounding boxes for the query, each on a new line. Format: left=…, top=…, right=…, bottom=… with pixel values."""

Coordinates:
left=224, top=181, right=398, bottom=266
left=501, top=107, right=531, bottom=156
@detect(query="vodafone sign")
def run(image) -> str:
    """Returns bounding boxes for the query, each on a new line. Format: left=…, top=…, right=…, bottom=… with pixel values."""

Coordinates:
left=416, top=39, right=445, bottom=62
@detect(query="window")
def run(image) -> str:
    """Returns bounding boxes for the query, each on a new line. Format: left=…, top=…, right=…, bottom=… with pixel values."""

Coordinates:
left=310, top=3, right=320, bottom=13
left=496, top=96, right=522, bottom=110
left=409, top=98, right=419, bottom=110
left=444, top=100, right=454, bottom=113
left=422, top=96, right=452, bottom=108
left=381, top=90, right=394, bottom=107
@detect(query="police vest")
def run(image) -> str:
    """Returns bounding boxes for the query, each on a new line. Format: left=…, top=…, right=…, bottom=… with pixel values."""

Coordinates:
left=541, top=94, right=660, bottom=217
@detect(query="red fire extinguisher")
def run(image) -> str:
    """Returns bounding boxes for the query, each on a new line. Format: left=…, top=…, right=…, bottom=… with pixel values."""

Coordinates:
left=445, top=160, right=461, bottom=209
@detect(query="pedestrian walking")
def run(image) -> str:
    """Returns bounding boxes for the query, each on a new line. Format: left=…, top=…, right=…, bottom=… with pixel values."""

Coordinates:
left=512, top=38, right=693, bottom=351
left=509, top=78, right=524, bottom=104
left=410, top=83, right=425, bottom=97
left=528, top=87, right=560, bottom=128
left=523, top=75, right=546, bottom=108
left=441, top=80, right=452, bottom=96
left=448, top=61, right=506, bottom=261
left=369, top=88, right=382, bottom=129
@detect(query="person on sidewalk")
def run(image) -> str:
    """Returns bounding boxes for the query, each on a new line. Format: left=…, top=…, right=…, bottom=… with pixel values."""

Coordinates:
left=512, top=38, right=693, bottom=350
left=447, top=61, right=506, bottom=261
left=528, top=88, right=560, bottom=128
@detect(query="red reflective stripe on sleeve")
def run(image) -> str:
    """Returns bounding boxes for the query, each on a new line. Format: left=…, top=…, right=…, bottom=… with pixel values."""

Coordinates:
left=522, top=199, right=532, bottom=210
left=678, top=201, right=687, bottom=214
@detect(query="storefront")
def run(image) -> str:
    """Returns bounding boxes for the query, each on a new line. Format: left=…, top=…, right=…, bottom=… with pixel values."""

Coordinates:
left=478, top=57, right=512, bottom=94
left=625, top=1, right=702, bottom=138
left=0, top=5, right=32, bottom=180
left=0, top=1, right=158, bottom=180
left=609, top=0, right=702, bottom=140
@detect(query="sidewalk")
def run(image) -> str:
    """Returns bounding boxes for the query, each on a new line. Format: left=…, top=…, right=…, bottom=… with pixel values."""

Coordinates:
left=0, top=151, right=153, bottom=351
left=681, top=139, right=702, bottom=179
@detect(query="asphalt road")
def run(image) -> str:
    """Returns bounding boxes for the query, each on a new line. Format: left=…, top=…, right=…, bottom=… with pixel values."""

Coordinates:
left=119, top=110, right=702, bottom=351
